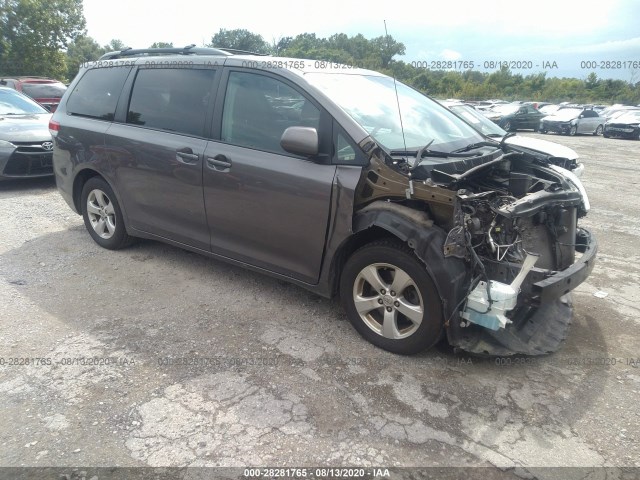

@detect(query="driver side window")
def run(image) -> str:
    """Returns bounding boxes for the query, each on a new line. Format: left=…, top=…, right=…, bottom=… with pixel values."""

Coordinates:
left=221, top=71, right=320, bottom=155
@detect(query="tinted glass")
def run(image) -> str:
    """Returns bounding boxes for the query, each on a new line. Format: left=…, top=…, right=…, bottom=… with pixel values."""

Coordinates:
left=0, top=88, right=49, bottom=114
left=221, top=71, right=320, bottom=154
left=67, top=67, right=130, bottom=120
left=127, top=68, right=215, bottom=137
left=22, top=83, right=67, bottom=98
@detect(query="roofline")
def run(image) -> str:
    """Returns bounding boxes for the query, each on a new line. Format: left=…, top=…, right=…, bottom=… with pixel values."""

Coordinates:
left=99, top=44, right=267, bottom=60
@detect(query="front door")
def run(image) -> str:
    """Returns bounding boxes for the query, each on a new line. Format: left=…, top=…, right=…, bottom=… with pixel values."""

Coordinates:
left=203, top=69, right=336, bottom=284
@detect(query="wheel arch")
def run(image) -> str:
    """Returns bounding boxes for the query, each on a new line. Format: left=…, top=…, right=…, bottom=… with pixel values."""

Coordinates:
left=73, top=168, right=131, bottom=234
left=333, top=201, right=469, bottom=334
left=72, top=168, right=102, bottom=212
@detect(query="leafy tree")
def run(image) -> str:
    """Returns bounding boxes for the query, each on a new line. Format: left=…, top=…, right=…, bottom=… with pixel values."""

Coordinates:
left=271, top=36, right=292, bottom=56
left=103, top=39, right=126, bottom=52
left=585, top=72, right=599, bottom=90
left=0, top=0, right=85, bottom=78
left=372, top=35, right=405, bottom=69
left=208, top=29, right=270, bottom=54
left=150, top=42, right=173, bottom=48
left=65, top=35, right=105, bottom=81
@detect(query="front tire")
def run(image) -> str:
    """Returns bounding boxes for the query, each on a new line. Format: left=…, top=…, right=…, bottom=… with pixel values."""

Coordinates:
left=594, top=125, right=603, bottom=136
left=81, top=177, right=134, bottom=250
left=569, top=125, right=577, bottom=136
left=502, top=120, right=512, bottom=131
left=340, top=240, right=443, bottom=355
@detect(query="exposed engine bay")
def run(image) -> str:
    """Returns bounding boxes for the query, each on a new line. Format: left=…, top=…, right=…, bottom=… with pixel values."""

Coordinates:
left=355, top=138, right=597, bottom=355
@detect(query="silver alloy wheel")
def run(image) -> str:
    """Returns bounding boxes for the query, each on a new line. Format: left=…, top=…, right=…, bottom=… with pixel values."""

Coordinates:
left=352, top=262, right=424, bottom=339
left=86, top=189, right=116, bottom=239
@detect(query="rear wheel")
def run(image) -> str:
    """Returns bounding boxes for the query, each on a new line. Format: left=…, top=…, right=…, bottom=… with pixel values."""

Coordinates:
left=594, top=125, right=603, bottom=136
left=340, top=240, right=443, bottom=354
left=81, top=177, right=134, bottom=250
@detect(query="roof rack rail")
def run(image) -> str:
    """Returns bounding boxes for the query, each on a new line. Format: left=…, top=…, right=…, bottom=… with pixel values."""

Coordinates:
left=99, top=44, right=233, bottom=60
left=215, top=48, right=269, bottom=56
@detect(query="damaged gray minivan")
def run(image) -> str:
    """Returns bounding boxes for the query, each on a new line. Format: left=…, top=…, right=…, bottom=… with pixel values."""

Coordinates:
left=50, top=47, right=596, bottom=355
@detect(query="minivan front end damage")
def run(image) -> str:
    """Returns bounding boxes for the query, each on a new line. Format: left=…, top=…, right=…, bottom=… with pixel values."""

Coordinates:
left=354, top=139, right=597, bottom=355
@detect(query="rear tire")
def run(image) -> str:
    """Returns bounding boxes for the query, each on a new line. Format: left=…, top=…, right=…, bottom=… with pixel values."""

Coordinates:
left=340, top=240, right=443, bottom=355
left=594, top=125, right=603, bottom=136
left=81, top=177, right=134, bottom=250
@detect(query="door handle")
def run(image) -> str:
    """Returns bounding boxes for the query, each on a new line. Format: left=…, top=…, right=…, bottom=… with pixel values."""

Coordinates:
left=176, top=149, right=199, bottom=165
left=206, top=154, right=232, bottom=172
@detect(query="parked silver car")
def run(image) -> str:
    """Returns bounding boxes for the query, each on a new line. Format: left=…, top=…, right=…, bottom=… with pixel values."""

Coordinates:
left=539, top=107, right=604, bottom=136
left=0, top=87, right=54, bottom=179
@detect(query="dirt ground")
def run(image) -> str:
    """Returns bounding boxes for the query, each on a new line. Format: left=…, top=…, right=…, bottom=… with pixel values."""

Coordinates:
left=0, top=132, right=638, bottom=479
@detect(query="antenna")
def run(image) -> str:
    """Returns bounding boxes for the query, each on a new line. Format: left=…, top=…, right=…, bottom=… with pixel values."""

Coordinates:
left=384, top=20, right=408, bottom=161
left=384, top=20, right=412, bottom=198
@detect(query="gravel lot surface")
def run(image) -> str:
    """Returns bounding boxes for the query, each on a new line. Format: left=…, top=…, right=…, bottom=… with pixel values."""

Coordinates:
left=0, top=133, right=639, bottom=479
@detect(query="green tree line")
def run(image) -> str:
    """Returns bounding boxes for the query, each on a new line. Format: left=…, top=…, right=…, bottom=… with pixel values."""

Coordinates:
left=1, top=0, right=639, bottom=104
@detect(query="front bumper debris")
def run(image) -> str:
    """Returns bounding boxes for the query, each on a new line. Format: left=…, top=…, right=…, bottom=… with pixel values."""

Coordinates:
left=448, top=229, right=597, bottom=356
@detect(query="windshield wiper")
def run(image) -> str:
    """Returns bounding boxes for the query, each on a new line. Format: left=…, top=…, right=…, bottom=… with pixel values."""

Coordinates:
left=453, top=141, right=500, bottom=153
left=390, top=140, right=450, bottom=159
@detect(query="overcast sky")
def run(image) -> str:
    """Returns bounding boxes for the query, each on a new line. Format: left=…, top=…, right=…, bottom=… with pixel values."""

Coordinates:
left=83, top=0, right=640, bottom=81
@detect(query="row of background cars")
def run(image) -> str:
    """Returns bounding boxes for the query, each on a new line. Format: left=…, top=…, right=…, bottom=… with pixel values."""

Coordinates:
left=470, top=99, right=640, bottom=139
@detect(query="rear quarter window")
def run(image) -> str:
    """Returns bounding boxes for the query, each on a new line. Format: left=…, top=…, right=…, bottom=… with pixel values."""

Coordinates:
left=66, top=67, right=131, bottom=120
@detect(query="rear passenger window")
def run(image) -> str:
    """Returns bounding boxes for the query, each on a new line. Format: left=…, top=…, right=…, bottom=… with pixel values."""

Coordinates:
left=127, top=68, right=215, bottom=137
left=67, top=67, right=130, bottom=120
left=221, top=71, right=320, bottom=154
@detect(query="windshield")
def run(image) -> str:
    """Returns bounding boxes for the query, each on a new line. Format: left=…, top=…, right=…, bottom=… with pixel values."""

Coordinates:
left=615, top=111, right=640, bottom=123
left=490, top=104, right=520, bottom=115
left=449, top=104, right=506, bottom=137
left=552, top=108, right=582, bottom=120
left=22, top=82, right=67, bottom=99
left=304, top=73, right=484, bottom=152
left=0, top=89, right=49, bottom=114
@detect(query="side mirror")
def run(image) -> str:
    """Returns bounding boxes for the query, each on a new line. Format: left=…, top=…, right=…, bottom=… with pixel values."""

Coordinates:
left=579, top=114, right=584, bottom=118
left=280, top=126, right=318, bottom=157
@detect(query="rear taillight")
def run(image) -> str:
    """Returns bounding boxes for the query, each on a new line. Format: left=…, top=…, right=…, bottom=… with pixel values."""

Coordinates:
left=48, top=119, right=60, bottom=137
